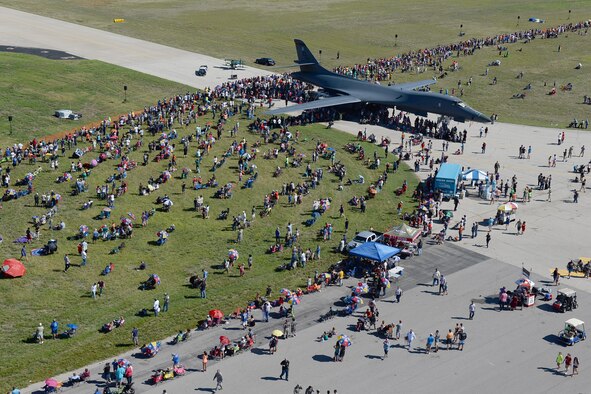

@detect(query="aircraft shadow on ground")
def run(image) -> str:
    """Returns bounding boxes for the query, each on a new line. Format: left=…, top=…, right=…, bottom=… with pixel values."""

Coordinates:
left=364, top=354, right=382, bottom=360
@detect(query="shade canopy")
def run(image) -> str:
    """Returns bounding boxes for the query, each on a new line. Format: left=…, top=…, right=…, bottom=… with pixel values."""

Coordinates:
left=2, top=258, right=26, bottom=278
left=384, top=224, right=421, bottom=243
left=349, top=242, right=400, bottom=262
left=462, top=169, right=488, bottom=181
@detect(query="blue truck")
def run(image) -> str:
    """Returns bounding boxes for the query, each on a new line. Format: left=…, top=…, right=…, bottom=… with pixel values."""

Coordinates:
left=434, top=163, right=462, bottom=198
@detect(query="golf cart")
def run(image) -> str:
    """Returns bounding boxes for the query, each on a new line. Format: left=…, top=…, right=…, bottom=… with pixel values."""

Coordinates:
left=195, top=65, right=208, bottom=76
left=559, top=318, right=586, bottom=345
left=552, top=288, right=578, bottom=313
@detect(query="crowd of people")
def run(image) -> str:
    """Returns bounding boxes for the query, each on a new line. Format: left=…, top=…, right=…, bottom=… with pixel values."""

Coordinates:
left=333, top=21, right=591, bottom=82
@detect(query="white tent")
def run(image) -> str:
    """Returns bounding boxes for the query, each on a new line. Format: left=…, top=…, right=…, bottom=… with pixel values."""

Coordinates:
left=462, top=169, right=488, bottom=181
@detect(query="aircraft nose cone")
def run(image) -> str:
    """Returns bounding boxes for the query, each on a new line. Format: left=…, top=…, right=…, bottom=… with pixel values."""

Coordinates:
left=474, top=112, right=492, bottom=123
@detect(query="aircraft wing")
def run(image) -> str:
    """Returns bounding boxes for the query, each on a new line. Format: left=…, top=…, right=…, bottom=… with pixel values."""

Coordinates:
left=266, top=95, right=361, bottom=115
left=392, top=79, right=437, bottom=91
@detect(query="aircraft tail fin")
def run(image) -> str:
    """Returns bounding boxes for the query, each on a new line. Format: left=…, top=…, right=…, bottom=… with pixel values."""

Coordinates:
left=294, top=39, right=329, bottom=74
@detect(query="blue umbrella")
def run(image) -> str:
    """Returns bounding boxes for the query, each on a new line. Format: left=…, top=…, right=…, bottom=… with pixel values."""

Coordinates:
left=66, top=324, right=78, bottom=330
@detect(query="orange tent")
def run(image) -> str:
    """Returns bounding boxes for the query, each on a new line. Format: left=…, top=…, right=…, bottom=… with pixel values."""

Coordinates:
left=2, top=258, right=26, bottom=278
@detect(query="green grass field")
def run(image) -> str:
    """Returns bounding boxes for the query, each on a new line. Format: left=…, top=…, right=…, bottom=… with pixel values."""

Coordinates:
left=0, top=106, right=417, bottom=389
left=1, top=1, right=590, bottom=126
left=0, top=53, right=193, bottom=144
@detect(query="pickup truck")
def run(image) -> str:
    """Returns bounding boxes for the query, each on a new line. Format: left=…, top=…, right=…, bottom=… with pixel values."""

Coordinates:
left=346, top=231, right=383, bottom=251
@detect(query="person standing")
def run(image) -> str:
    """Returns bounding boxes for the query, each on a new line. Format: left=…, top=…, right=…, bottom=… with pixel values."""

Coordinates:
left=131, top=327, right=139, bottom=346
left=248, top=254, right=253, bottom=270
left=572, top=356, right=579, bottom=376
left=556, top=352, right=565, bottom=371
left=564, top=353, right=572, bottom=375
left=200, top=280, right=207, bottom=299
left=395, top=320, right=402, bottom=340
left=102, top=363, right=111, bottom=383
left=124, top=364, right=133, bottom=385
left=458, top=330, right=467, bottom=350
left=153, top=298, right=160, bottom=317
left=486, top=233, right=491, bottom=248
left=552, top=268, right=561, bottom=285
left=469, top=301, right=475, bottom=319
left=382, top=338, right=390, bottom=359
left=81, top=249, right=87, bottom=266
left=202, top=351, right=208, bottom=372
left=213, top=370, right=223, bottom=392
left=434, top=330, right=440, bottom=352
left=521, top=221, right=526, bottom=235
left=446, top=329, right=454, bottom=350
left=280, top=358, right=290, bottom=381
left=432, top=269, right=441, bottom=287
left=516, top=219, right=522, bottom=235
left=547, top=188, right=552, bottom=202
left=439, top=276, right=446, bottom=295
left=97, top=280, right=105, bottom=296
left=406, top=329, right=416, bottom=350
left=426, top=333, right=435, bottom=354
left=161, top=292, right=170, bottom=312
left=21, top=245, right=28, bottom=262
left=283, top=319, right=291, bottom=338
left=64, top=254, right=71, bottom=272
left=91, top=283, right=97, bottom=299
left=50, top=319, right=58, bottom=339
left=395, top=287, right=403, bottom=303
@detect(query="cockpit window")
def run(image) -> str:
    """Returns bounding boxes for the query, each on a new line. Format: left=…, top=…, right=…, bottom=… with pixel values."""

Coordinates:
left=456, top=102, right=466, bottom=108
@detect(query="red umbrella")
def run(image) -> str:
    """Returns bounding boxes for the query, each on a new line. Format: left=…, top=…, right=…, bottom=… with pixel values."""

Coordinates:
left=219, top=336, right=231, bottom=345
left=209, top=309, right=224, bottom=319
left=2, top=258, right=26, bottom=278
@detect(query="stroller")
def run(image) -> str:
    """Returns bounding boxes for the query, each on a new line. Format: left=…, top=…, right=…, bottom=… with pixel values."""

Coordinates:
left=141, top=341, right=161, bottom=358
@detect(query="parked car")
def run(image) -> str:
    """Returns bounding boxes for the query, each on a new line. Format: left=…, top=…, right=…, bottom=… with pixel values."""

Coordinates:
left=346, top=231, right=383, bottom=251
left=54, top=110, right=82, bottom=120
left=255, top=57, right=275, bottom=66
left=195, top=65, right=208, bottom=76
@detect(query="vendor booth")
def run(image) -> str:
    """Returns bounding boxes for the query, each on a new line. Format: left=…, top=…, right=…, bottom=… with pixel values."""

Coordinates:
left=498, top=202, right=518, bottom=223
left=348, top=242, right=401, bottom=263
left=514, top=277, right=536, bottom=307
left=383, top=223, right=421, bottom=246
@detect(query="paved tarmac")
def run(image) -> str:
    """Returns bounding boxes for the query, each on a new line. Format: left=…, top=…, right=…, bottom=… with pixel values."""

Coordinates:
left=0, top=6, right=271, bottom=90
left=4, top=6, right=591, bottom=393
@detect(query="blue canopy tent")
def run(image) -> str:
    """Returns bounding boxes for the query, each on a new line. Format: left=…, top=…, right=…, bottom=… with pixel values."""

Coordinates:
left=349, top=242, right=401, bottom=262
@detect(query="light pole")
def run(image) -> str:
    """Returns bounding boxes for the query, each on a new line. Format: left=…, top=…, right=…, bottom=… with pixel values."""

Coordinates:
left=395, top=34, right=398, bottom=47
left=8, top=115, right=13, bottom=135
left=318, top=50, right=322, bottom=63
left=123, top=85, right=128, bottom=103
left=568, top=9, right=571, bottom=20
left=517, top=15, right=520, bottom=26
